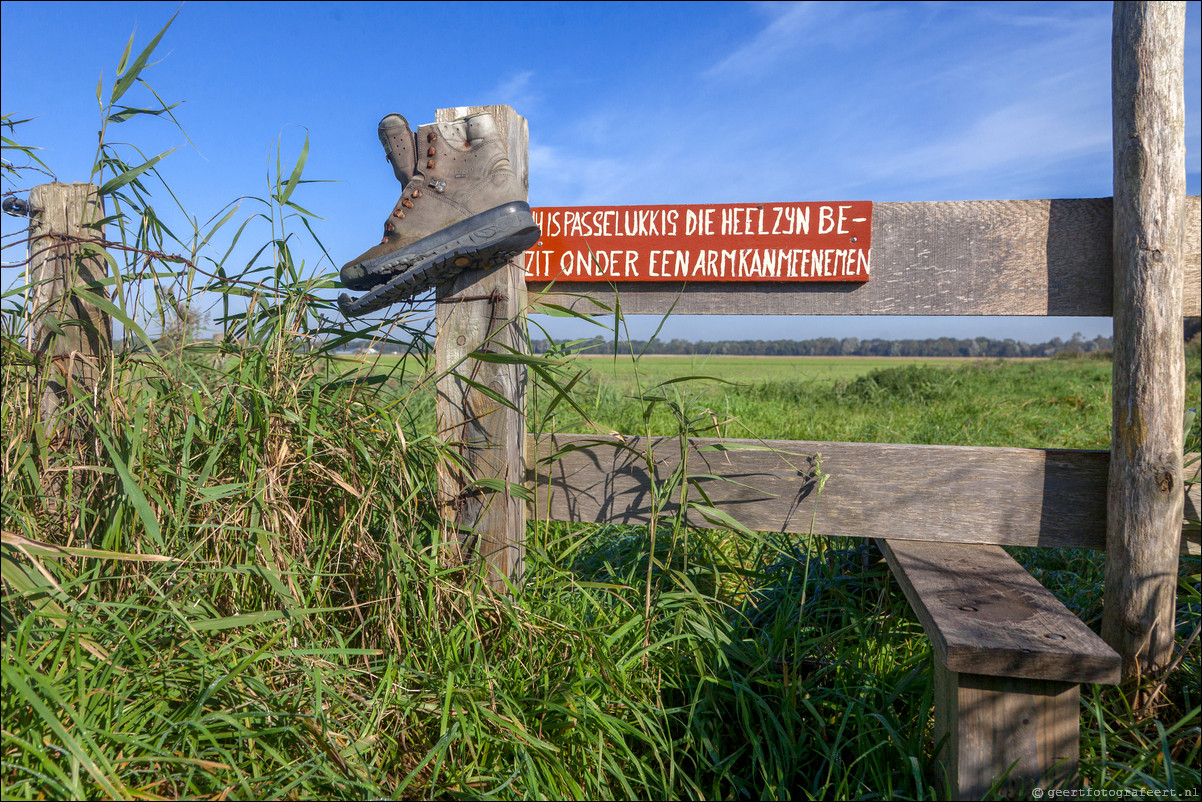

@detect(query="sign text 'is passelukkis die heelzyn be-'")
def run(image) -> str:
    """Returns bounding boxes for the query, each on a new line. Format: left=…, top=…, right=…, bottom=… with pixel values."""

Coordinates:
left=525, top=201, right=872, bottom=283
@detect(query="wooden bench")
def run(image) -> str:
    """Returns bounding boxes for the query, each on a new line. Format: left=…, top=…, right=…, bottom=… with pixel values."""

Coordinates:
left=877, top=539, right=1121, bottom=799
left=531, top=434, right=1194, bottom=796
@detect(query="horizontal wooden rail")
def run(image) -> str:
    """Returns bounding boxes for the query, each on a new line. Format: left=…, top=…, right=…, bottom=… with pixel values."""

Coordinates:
left=528, top=196, right=1201, bottom=317
left=527, top=434, right=1201, bottom=551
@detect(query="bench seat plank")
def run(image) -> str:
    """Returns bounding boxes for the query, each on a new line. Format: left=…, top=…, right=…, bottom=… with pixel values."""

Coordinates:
left=878, top=539, right=1120, bottom=685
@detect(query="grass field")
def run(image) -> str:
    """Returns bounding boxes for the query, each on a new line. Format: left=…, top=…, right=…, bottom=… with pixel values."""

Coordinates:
left=539, top=354, right=1129, bottom=450
left=356, top=351, right=1151, bottom=452
left=8, top=339, right=1197, bottom=801
left=333, top=352, right=984, bottom=388
left=6, top=332, right=1200, bottom=802
left=573, top=353, right=987, bottom=387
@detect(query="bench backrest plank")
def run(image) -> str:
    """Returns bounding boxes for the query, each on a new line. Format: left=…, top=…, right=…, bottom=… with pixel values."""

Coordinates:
left=528, top=196, right=1201, bottom=318
left=529, top=434, right=1201, bottom=551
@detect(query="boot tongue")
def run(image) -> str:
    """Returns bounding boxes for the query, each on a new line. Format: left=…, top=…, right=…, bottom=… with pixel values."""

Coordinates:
left=378, top=114, right=416, bottom=184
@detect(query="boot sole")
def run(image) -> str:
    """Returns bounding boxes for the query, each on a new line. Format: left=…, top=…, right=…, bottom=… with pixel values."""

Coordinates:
left=340, top=201, right=538, bottom=291
left=338, top=202, right=540, bottom=317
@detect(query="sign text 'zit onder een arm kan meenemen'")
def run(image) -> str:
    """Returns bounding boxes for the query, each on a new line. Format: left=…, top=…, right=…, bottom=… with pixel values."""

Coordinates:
left=524, top=201, right=872, bottom=283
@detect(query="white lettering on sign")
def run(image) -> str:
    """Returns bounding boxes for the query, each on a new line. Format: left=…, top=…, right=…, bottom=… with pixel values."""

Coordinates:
left=527, top=201, right=872, bottom=283
left=530, top=247, right=872, bottom=280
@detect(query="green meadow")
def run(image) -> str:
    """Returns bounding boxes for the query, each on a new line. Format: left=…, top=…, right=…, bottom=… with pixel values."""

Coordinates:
left=350, top=351, right=1150, bottom=451
left=337, top=353, right=982, bottom=389
left=574, top=353, right=983, bottom=387
left=540, top=354, right=1128, bottom=449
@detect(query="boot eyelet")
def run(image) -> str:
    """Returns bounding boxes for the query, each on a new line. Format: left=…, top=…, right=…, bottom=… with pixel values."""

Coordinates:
left=402, top=198, right=414, bottom=209
left=393, top=209, right=404, bottom=218
left=385, top=221, right=395, bottom=233
left=427, top=132, right=436, bottom=143
left=427, top=147, right=436, bottom=157
left=427, top=159, right=436, bottom=168
left=412, top=189, right=422, bottom=198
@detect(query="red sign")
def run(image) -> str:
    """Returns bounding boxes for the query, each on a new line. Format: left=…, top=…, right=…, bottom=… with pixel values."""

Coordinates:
left=525, top=201, right=871, bottom=283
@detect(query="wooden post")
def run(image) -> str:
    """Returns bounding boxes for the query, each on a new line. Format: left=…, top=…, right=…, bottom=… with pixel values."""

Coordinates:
left=1105, top=1, right=1187, bottom=680
left=27, top=183, right=111, bottom=442
left=434, top=105, right=528, bottom=591
left=935, top=667, right=1080, bottom=800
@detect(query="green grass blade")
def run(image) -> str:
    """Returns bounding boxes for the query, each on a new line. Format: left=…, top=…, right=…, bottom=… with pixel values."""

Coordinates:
left=109, top=9, right=179, bottom=104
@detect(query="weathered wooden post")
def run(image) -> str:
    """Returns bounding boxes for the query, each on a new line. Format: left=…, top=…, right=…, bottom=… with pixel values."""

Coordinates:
left=434, top=105, right=528, bottom=591
left=1105, top=1, right=1187, bottom=681
left=27, top=183, right=111, bottom=442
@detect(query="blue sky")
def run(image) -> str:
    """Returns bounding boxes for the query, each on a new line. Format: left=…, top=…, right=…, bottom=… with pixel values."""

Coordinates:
left=2, top=1, right=1199, bottom=344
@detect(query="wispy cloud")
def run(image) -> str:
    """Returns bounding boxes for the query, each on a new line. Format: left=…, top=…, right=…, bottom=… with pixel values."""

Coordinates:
left=704, top=1, right=902, bottom=80
left=860, top=98, right=1112, bottom=198
left=529, top=142, right=628, bottom=206
left=704, top=2, right=824, bottom=79
left=693, top=2, right=1117, bottom=201
left=532, top=1, right=1177, bottom=207
left=488, top=70, right=540, bottom=116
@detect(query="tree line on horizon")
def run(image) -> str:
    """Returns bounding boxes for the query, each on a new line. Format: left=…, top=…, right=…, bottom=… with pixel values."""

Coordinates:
left=154, top=319, right=1196, bottom=358
left=530, top=332, right=1116, bottom=359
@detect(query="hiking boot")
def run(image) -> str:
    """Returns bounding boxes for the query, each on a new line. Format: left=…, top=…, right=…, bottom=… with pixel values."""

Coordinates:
left=338, top=112, right=540, bottom=316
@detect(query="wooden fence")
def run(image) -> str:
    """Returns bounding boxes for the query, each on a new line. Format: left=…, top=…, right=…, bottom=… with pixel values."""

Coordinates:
left=427, top=3, right=1196, bottom=797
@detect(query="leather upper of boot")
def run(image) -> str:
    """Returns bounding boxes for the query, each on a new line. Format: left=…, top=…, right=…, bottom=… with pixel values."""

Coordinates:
left=341, top=112, right=527, bottom=280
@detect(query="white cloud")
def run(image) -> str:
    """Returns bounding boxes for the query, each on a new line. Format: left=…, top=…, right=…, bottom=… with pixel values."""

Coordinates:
left=861, top=96, right=1111, bottom=196
left=704, top=1, right=902, bottom=80
left=488, top=70, right=540, bottom=116
left=704, top=2, right=824, bottom=79
left=529, top=142, right=628, bottom=206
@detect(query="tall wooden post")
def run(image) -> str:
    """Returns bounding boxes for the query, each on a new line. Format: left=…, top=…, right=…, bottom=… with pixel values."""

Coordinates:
left=27, top=183, right=111, bottom=442
left=1105, top=1, right=1187, bottom=680
left=434, top=105, right=528, bottom=591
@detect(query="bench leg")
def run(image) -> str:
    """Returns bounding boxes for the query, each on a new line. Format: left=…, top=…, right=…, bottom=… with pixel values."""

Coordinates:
left=934, top=663, right=1079, bottom=799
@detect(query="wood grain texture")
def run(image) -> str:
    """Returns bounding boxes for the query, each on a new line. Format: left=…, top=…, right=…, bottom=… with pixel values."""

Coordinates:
left=935, top=666, right=1080, bottom=800
left=527, top=434, right=1201, bottom=552
left=527, top=196, right=1201, bottom=317
left=1104, top=1, right=1188, bottom=679
left=879, top=539, right=1120, bottom=684
left=435, top=105, right=528, bottom=590
left=28, top=183, right=110, bottom=442
left=529, top=433, right=1202, bottom=550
